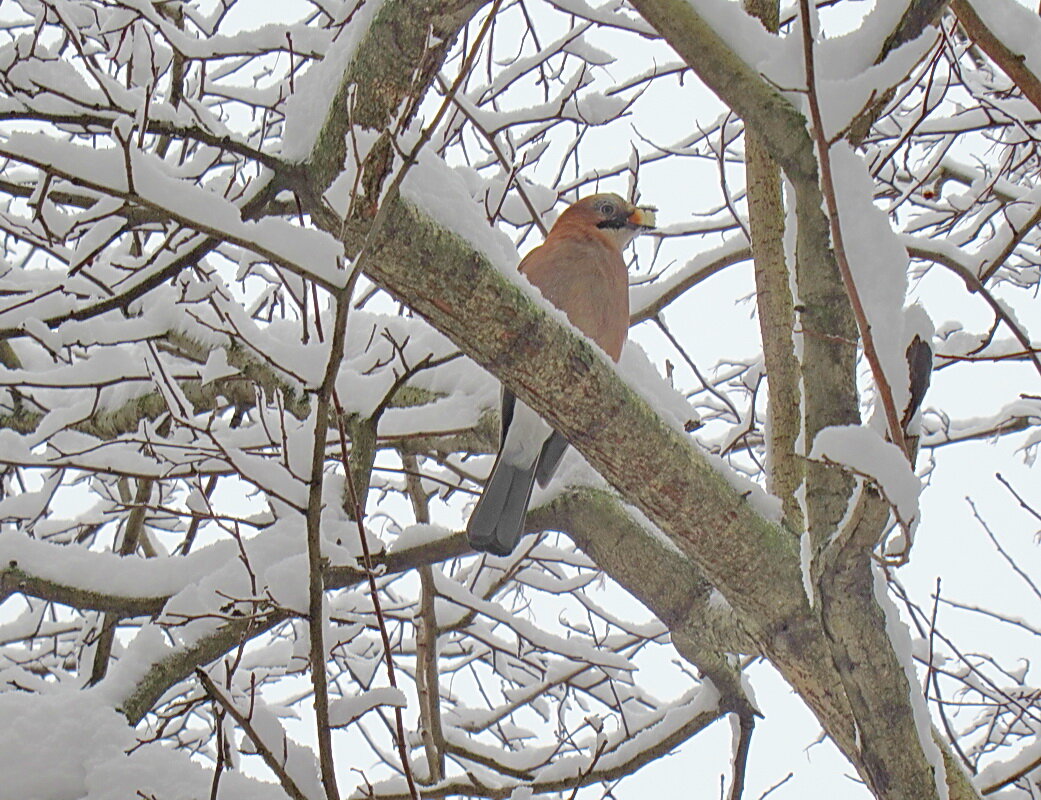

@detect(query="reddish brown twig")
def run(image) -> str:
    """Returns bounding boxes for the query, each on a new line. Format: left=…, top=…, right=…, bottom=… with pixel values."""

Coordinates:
left=798, top=0, right=910, bottom=459
left=333, top=395, right=420, bottom=800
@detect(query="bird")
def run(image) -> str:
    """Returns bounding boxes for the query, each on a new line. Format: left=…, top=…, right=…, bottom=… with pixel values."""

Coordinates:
left=466, top=193, right=656, bottom=556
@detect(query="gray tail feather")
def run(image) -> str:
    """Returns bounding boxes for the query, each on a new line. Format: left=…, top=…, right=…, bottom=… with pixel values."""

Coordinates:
left=467, top=456, right=539, bottom=557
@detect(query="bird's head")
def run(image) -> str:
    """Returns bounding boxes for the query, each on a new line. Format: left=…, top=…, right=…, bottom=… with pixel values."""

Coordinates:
left=557, top=193, right=656, bottom=249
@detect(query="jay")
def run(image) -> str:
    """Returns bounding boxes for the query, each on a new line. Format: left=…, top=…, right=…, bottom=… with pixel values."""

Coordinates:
left=467, top=193, right=656, bottom=556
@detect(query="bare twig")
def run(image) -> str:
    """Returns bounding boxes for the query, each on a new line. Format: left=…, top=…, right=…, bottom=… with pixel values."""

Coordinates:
left=799, top=0, right=910, bottom=459
left=195, top=668, right=311, bottom=800
left=967, top=495, right=1041, bottom=604
left=995, top=471, right=1041, bottom=527
left=402, top=450, right=447, bottom=783
left=728, top=713, right=755, bottom=800
left=334, top=398, right=419, bottom=800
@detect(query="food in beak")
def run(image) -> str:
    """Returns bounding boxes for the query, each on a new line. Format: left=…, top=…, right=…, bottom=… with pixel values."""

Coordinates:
left=628, top=207, right=656, bottom=229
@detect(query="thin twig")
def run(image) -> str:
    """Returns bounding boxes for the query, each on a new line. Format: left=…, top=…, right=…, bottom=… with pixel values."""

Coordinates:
left=334, top=397, right=420, bottom=800
left=435, top=74, right=550, bottom=237
left=714, top=113, right=752, bottom=246
left=402, top=450, right=447, bottom=782
left=799, top=0, right=909, bottom=459
left=195, top=668, right=311, bottom=800
left=924, top=577, right=941, bottom=698
left=996, top=472, right=1041, bottom=526
left=304, top=291, right=356, bottom=800
left=907, top=245, right=1041, bottom=383
left=566, top=736, right=609, bottom=800
left=88, top=477, right=153, bottom=685
left=728, top=713, right=755, bottom=800
left=208, top=706, right=227, bottom=800
left=967, top=495, right=1041, bottom=604
left=655, top=315, right=741, bottom=423
left=982, top=751, right=1041, bottom=795
left=756, top=773, right=794, bottom=800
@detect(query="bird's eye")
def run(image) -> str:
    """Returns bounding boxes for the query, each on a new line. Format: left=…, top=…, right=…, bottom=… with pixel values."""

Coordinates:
left=599, top=202, right=616, bottom=217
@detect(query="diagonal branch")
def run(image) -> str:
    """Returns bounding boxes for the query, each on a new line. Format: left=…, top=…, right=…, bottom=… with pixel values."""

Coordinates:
left=330, top=191, right=870, bottom=767
left=952, top=0, right=1041, bottom=117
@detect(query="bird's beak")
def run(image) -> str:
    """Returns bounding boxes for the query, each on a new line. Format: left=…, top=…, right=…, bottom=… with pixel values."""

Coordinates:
left=627, top=206, right=657, bottom=230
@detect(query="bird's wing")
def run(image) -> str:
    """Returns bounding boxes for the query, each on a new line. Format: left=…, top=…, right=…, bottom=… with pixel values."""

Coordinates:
left=535, top=431, right=569, bottom=488
left=500, top=387, right=515, bottom=448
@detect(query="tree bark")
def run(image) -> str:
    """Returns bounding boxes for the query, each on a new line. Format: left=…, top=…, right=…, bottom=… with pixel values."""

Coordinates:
left=743, top=0, right=804, bottom=533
